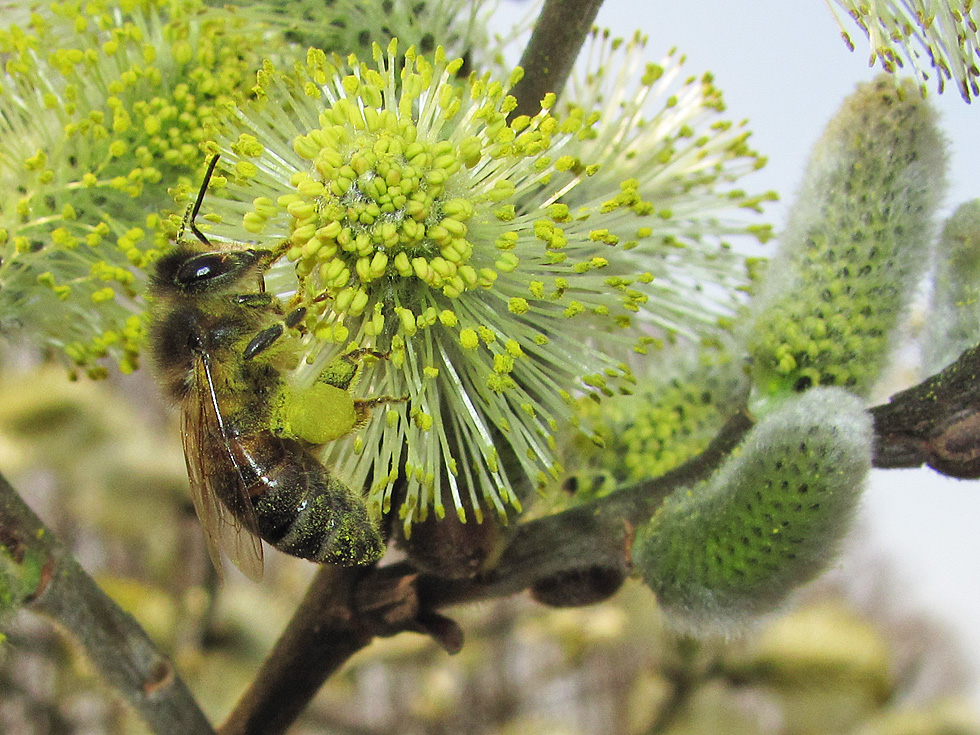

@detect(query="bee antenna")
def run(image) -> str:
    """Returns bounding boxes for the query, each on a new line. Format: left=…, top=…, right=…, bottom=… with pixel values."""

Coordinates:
left=179, top=154, right=221, bottom=248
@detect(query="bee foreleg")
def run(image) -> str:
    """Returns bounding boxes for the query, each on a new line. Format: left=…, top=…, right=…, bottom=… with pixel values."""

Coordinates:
left=242, top=306, right=308, bottom=361
left=244, top=324, right=284, bottom=361
left=235, top=293, right=275, bottom=308
left=285, top=307, right=307, bottom=328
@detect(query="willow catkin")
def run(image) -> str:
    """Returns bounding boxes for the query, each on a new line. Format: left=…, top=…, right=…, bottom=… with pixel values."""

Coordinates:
left=748, top=76, right=946, bottom=397
left=634, top=387, right=871, bottom=633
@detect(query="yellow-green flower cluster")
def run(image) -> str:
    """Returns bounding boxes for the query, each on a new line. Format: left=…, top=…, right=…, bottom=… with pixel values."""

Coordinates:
left=199, top=31, right=773, bottom=528
left=202, top=43, right=652, bottom=527
left=559, top=30, right=775, bottom=338
left=0, top=0, right=274, bottom=376
left=828, top=0, right=980, bottom=101
left=195, top=35, right=772, bottom=529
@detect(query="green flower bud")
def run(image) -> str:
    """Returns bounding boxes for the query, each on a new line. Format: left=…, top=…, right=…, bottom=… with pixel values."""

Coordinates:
left=748, top=76, right=946, bottom=397
left=634, top=387, right=871, bottom=633
left=923, top=200, right=980, bottom=373
left=566, top=346, right=749, bottom=497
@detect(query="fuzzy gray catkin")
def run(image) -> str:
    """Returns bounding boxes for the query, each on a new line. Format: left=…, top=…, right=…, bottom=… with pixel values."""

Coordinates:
left=633, top=387, right=871, bottom=633
left=748, top=76, right=946, bottom=397
left=922, top=200, right=980, bottom=374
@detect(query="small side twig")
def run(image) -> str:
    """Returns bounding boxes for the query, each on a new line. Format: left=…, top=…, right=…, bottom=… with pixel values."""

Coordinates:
left=0, top=472, right=214, bottom=735
left=871, top=342, right=980, bottom=478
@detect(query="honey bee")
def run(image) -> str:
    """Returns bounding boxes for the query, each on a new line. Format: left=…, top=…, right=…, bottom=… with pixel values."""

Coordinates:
left=149, top=155, right=386, bottom=580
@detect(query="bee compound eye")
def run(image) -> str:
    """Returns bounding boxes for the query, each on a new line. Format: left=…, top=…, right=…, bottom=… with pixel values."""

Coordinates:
left=175, top=249, right=266, bottom=291
left=174, top=253, right=239, bottom=289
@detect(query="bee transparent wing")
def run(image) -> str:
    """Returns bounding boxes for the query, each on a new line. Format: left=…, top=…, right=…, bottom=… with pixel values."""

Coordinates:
left=181, top=355, right=265, bottom=582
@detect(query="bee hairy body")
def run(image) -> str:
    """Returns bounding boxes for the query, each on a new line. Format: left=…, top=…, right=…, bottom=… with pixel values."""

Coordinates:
left=149, top=243, right=383, bottom=579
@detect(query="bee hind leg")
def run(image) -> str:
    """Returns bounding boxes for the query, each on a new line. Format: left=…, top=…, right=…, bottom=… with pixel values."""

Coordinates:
left=316, top=347, right=386, bottom=392
left=317, top=348, right=408, bottom=423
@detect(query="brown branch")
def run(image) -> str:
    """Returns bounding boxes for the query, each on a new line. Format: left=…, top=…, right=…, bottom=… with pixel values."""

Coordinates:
left=220, top=409, right=755, bottom=735
left=0, top=472, right=214, bottom=735
left=219, top=566, right=373, bottom=735
left=417, top=409, right=755, bottom=609
left=871, top=343, right=980, bottom=478
left=219, top=562, right=463, bottom=735
left=507, top=0, right=605, bottom=119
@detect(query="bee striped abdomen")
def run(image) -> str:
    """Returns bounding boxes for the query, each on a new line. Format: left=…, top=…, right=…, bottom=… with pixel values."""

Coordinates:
left=229, top=432, right=384, bottom=565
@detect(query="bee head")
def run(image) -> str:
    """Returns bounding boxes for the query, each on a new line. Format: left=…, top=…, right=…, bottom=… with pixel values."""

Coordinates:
left=151, top=245, right=273, bottom=296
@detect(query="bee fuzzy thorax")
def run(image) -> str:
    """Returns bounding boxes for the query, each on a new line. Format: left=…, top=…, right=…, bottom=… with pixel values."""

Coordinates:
left=148, top=277, right=275, bottom=401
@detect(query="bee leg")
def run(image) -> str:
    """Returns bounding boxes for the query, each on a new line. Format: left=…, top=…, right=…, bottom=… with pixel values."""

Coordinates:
left=244, top=324, right=283, bottom=361
left=270, top=347, right=407, bottom=444
left=316, top=348, right=391, bottom=392
left=342, top=347, right=390, bottom=363
left=243, top=307, right=308, bottom=361
left=285, top=306, right=307, bottom=328
left=353, top=394, right=408, bottom=427
left=318, top=352, right=366, bottom=392
left=235, top=293, right=275, bottom=308
left=317, top=348, right=408, bottom=423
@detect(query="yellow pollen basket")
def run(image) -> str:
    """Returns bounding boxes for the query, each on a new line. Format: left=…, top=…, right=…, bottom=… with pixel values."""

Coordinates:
left=272, top=382, right=357, bottom=445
